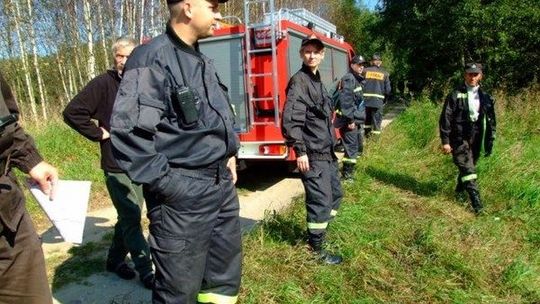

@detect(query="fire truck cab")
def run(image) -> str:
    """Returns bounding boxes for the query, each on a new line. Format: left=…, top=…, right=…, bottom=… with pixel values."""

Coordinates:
left=199, top=3, right=354, bottom=169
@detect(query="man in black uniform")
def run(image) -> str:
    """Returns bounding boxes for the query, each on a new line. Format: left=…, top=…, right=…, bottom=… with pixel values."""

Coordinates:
left=363, top=54, right=391, bottom=136
left=0, top=70, right=58, bottom=303
left=282, top=35, right=343, bottom=265
left=439, top=63, right=496, bottom=214
left=334, top=55, right=366, bottom=180
left=63, top=37, right=155, bottom=289
left=110, top=0, right=241, bottom=303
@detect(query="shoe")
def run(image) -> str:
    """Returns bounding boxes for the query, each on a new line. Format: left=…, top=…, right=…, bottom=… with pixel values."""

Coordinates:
left=140, top=272, right=155, bottom=290
left=106, top=261, right=136, bottom=280
left=314, top=249, right=343, bottom=265
left=308, top=232, right=343, bottom=265
left=467, top=189, right=484, bottom=215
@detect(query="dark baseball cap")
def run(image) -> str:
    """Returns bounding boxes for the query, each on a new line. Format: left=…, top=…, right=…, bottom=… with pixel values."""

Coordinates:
left=301, top=34, right=324, bottom=50
left=167, top=0, right=229, bottom=3
left=465, top=63, right=483, bottom=73
left=351, top=55, right=366, bottom=65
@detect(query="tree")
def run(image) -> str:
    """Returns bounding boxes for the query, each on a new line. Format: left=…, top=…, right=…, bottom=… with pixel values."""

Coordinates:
left=378, top=0, right=540, bottom=96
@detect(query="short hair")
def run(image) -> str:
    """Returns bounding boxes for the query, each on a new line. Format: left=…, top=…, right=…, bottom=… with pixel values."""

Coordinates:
left=111, top=36, right=137, bottom=56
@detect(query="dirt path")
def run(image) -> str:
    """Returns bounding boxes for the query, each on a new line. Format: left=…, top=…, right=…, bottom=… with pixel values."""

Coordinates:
left=46, top=102, right=407, bottom=304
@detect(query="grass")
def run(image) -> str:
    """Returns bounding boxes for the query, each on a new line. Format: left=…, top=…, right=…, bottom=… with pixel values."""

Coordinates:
left=18, top=87, right=539, bottom=301
left=240, top=88, right=540, bottom=303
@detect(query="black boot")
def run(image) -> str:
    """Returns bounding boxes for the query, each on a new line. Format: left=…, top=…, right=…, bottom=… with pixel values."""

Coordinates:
left=455, top=176, right=464, bottom=193
left=341, top=163, right=355, bottom=181
left=308, top=233, right=343, bottom=265
left=467, top=189, right=483, bottom=214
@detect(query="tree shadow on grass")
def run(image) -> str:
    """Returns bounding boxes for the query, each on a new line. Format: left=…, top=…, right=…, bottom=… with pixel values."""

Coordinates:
left=365, top=166, right=441, bottom=197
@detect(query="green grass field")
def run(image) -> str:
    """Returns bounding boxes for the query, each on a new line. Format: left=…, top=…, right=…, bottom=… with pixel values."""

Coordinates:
left=240, top=89, right=539, bottom=303
left=22, top=88, right=540, bottom=301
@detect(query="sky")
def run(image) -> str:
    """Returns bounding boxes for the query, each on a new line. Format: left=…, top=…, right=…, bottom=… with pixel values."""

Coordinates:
left=362, top=0, right=380, bottom=10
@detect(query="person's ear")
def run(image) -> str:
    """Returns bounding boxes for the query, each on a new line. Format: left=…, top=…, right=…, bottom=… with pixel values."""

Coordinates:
left=184, top=1, right=193, bottom=19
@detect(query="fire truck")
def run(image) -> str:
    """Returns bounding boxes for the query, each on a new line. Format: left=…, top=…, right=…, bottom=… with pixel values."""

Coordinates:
left=199, top=1, right=355, bottom=169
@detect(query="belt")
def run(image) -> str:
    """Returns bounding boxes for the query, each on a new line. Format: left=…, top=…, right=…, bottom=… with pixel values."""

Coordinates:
left=170, top=159, right=229, bottom=181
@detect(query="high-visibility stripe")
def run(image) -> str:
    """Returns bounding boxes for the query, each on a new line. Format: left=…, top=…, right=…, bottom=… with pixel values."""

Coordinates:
left=363, top=93, right=385, bottom=99
left=330, top=210, right=338, bottom=216
left=457, top=93, right=467, bottom=99
left=353, top=87, right=363, bottom=93
left=198, top=293, right=238, bottom=304
left=364, top=125, right=372, bottom=129
left=371, top=130, right=381, bottom=134
left=307, top=222, right=328, bottom=229
left=461, top=174, right=477, bottom=182
left=342, top=157, right=357, bottom=164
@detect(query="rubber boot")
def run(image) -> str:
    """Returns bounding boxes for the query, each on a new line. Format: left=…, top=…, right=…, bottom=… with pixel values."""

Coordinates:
left=467, top=189, right=483, bottom=214
left=455, top=175, right=464, bottom=193
left=341, top=163, right=355, bottom=181
left=308, top=233, right=343, bottom=265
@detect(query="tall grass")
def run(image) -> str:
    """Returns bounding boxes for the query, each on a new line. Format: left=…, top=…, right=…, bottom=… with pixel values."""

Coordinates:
left=241, top=88, right=540, bottom=303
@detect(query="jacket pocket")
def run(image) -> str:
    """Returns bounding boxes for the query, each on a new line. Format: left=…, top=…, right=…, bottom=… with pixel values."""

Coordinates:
left=136, top=96, right=165, bottom=135
left=0, top=175, right=25, bottom=233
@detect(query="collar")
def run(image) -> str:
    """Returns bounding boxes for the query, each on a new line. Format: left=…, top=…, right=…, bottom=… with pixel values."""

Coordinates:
left=465, top=82, right=480, bottom=93
left=166, top=23, right=201, bottom=57
left=301, top=64, right=321, bottom=82
left=107, top=69, right=122, bottom=82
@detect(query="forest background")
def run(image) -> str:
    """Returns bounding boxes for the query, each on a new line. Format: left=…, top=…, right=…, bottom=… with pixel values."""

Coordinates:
left=0, top=0, right=538, bottom=123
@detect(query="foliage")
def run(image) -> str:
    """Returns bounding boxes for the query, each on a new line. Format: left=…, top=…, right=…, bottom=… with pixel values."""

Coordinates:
left=332, top=0, right=383, bottom=62
left=377, top=0, right=540, bottom=96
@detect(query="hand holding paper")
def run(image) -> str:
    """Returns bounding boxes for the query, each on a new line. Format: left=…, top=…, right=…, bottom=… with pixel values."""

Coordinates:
left=29, top=180, right=91, bottom=244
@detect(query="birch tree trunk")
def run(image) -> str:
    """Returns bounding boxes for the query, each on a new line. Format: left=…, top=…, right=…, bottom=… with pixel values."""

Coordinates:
left=12, top=0, right=37, bottom=121
left=119, top=0, right=125, bottom=37
left=139, top=0, right=145, bottom=43
left=26, top=0, right=48, bottom=119
left=83, top=0, right=96, bottom=80
left=98, top=4, right=110, bottom=69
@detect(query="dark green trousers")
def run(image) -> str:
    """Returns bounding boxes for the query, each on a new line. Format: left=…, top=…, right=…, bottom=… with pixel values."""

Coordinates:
left=105, top=171, right=153, bottom=277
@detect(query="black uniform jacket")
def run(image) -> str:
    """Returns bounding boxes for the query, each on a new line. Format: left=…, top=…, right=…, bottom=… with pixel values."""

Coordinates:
left=336, top=70, right=365, bottom=125
left=439, top=84, right=496, bottom=154
left=282, top=64, right=336, bottom=160
left=362, top=65, right=391, bottom=108
left=0, top=72, right=43, bottom=233
left=110, top=25, right=239, bottom=196
left=63, top=70, right=123, bottom=172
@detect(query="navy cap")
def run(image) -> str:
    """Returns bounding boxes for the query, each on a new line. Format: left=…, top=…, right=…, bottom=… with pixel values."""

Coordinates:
left=301, top=34, right=324, bottom=50
left=351, top=55, right=366, bottom=65
left=465, top=63, right=483, bottom=73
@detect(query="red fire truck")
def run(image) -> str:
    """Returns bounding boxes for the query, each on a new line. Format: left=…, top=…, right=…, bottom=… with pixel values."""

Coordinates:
left=199, top=3, right=355, bottom=169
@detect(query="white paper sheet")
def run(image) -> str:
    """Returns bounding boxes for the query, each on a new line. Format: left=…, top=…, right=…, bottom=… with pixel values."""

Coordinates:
left=29, top=180, right=91, bottom=244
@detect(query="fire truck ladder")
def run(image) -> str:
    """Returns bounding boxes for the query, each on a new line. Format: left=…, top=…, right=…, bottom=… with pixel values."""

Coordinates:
left=243, top=0, right=280, bottom=127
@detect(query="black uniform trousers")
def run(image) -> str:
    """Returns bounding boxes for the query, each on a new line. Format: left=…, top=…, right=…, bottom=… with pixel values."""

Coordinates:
left=105, top=171, right=153, bottom=277
left=365, top=106, right=383, bottom=135
left=144, top=162, right=241, bottom=304
left=0, top=175, right=52, bottom=304
left=301, top=159, right=343, bottom=236
left=339, top=123, right=364, bottom=160
left=452, top=124, right=483, bottom=192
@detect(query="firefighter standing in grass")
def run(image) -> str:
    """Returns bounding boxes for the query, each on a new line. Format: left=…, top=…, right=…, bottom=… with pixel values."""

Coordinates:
left=110, top=0, right=241, bottom=302
left=363, top=54, right=391, bottom=136
left=439, top=63, right=496, bottom=214
left=282, top=35, right=343, bottom=265
left=334, top=55, right=367, bottom=181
